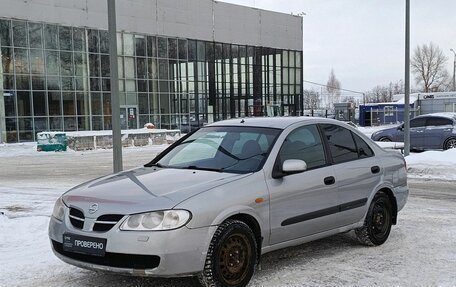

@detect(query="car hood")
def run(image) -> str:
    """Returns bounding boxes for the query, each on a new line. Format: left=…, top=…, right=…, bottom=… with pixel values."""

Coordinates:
left=372, top=126, right=399, bottom=137
left=62, top=167, right=248, bottom=217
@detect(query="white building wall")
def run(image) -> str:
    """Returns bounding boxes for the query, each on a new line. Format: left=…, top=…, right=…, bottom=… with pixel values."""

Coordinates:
left=0, top=0, right=303, bottom=50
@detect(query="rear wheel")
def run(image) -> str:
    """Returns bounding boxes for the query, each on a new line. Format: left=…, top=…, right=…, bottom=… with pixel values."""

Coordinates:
left=356, top=192, right=392, bottom=246
left=199, top=220, right=257, bottom=287
left=444, top=137, right=456, bottom=150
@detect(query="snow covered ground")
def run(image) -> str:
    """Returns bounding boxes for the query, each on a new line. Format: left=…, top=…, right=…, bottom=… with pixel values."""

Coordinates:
left=1, top=183, right=455, bottom=287
left=1, top=125, right=455, bottom=287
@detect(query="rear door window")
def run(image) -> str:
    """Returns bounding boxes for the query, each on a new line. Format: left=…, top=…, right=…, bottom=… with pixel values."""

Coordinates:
left=352, top=133, right=374, bottom=158
left=321, top=124, right=359, bottom=164
left=426, top=117, right=453, bottom=127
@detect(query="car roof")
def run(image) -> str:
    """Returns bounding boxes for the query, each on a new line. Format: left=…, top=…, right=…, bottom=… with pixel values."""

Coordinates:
left=415, top=112, right=456, bottom=121
left=206, top=117, right=342, bottom=130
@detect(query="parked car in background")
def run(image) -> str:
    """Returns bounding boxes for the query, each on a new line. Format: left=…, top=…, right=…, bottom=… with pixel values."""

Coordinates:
left=371, top=113, right=456, bottom=150
left=49, top=117, right=408, bottom=287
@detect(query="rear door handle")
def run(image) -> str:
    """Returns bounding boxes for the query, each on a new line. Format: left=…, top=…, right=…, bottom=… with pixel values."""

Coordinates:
left=371, top=166, right=380, bottom=174
left=324, top=176, right=335, bottom=185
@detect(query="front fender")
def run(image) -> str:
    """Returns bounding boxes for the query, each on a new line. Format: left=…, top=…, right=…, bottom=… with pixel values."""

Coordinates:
left=208, top=205, right=267, bottom=239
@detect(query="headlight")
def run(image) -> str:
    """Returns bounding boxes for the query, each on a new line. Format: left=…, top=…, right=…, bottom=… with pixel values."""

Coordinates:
left=52, top=197, right=65, bottom=221
left=120, top=210, right=191, bottom=231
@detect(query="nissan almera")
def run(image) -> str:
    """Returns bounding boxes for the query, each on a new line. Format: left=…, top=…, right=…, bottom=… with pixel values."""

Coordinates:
left=49, top=117, right=408, bottom=287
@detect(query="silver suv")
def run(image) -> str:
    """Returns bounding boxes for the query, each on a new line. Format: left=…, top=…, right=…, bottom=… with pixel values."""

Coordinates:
left=49, top=117, right=408, bottom=287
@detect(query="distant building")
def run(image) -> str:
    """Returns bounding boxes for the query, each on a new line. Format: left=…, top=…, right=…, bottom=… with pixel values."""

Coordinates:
left=0, top=0, right=303, bottom=143
left=334, top=102, right=355, bottom=122
left=358, top=95, right=417, bottom=127
left=415, top=92, right=456, bottom=114
left=358, top=92, right=456, bottom=126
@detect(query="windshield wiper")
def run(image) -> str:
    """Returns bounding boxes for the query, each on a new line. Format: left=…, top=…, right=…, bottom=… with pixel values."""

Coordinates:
left=219, top=152, right=268, bottom=171
left=184, top=165, right=224, bottom=172
left=146, top=162, right=167, bottom=168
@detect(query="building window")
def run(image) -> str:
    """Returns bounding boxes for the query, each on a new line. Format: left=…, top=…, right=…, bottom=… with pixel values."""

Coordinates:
left=384, top=106, right=394, bottom=116
left=0, top=18, right=303, bottom=142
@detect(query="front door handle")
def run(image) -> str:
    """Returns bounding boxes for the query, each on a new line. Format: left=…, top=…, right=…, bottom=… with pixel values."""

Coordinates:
left=324, top=176, right=335, bottom=185
left=371, top=166, right=380, bottom=174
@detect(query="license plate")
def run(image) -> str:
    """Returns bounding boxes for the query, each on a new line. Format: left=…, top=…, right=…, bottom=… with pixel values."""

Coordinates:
left=63, top=233, right=107, bottom=257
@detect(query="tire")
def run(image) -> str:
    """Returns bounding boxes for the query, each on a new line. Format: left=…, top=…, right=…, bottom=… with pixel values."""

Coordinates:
left=199, top=219, right=257, bottom=287
left=444, top=137, right=456, bottom=150
left=355, top=192, right=393, bottom=246
left=379, top=137, right=392, bottom=142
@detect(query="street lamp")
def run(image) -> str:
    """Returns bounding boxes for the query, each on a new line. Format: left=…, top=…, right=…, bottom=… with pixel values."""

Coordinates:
left=450, top=48, right=456, bottom=91
left=404, top=0, right=410, bottom=156
left=107, top=0, right=123, bottom=173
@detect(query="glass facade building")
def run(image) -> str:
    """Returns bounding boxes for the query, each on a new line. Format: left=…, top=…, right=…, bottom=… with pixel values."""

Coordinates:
left=0, top=18, right=303, bottom=143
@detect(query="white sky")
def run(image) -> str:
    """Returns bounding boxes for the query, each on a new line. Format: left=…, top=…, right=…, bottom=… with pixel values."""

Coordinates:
left=219, top=0, right=456, bottom=94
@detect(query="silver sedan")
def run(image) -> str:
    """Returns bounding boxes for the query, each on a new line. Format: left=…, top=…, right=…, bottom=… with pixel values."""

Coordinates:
left=49, top=117, right=408, bottom=287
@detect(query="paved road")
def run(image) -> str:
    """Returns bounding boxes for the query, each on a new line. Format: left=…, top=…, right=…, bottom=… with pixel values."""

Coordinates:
left=0, top=147, right=165, bottom=188
left=408, top=179, right=456, bottom=202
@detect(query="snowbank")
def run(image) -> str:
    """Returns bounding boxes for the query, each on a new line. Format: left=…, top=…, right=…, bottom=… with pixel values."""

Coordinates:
left=405, top=148, right=456, bottom=181
left=0, top=142, right=41, bottom=158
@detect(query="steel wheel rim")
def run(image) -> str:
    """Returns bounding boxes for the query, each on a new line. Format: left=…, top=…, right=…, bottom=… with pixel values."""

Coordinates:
left=371, top=201, right=390, bottom=240
left=219, top=233, right=252, bottom=285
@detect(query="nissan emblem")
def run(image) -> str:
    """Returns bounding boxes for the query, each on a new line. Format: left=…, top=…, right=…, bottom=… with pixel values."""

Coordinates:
left=88, top=203, right=99, bottom=214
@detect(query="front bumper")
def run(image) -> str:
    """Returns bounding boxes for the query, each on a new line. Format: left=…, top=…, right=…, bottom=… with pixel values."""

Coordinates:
left=48, top=215, right=216, bottom=277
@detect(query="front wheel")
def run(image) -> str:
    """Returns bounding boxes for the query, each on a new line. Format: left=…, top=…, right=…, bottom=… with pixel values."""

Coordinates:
left=379, top=137, right=392, bottom=142
left=356, top=192, right=393, bottom=246
left=199, top=220, right=257, bottom=287
left=444, top=137, right=456, bottom=150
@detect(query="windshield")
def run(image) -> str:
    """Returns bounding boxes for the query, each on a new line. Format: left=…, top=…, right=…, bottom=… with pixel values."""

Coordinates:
left=153, top=126, right=281, bottom=174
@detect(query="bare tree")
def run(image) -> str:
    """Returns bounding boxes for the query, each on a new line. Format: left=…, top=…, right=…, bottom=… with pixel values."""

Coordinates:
left=364, top=80, right=406, bottom=103
left=343, top=96, right=356, bottom=104
left=303, top=88, right=320, bottom=110
left=366, top=85, right=390, bottom=103
left=411, top=42, right=449, bottom=92
left=390, top=80, right=404, bottom=96
left=326, top=69, right=341, bottom=108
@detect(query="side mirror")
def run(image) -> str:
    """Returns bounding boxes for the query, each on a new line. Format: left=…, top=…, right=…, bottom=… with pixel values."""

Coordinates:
left=397, top=125, right=404, bottom=131
left=272, top=159, right=308, bottom=179
left=283, top=159, right=307, bottom=174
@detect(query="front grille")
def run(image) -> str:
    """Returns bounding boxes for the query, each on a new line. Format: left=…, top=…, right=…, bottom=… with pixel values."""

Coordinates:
left=69, top=208, right=84, bottom=229
left=93, top=214, right=124, bottom=232
left=52, top=240, right=160, bottom=269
